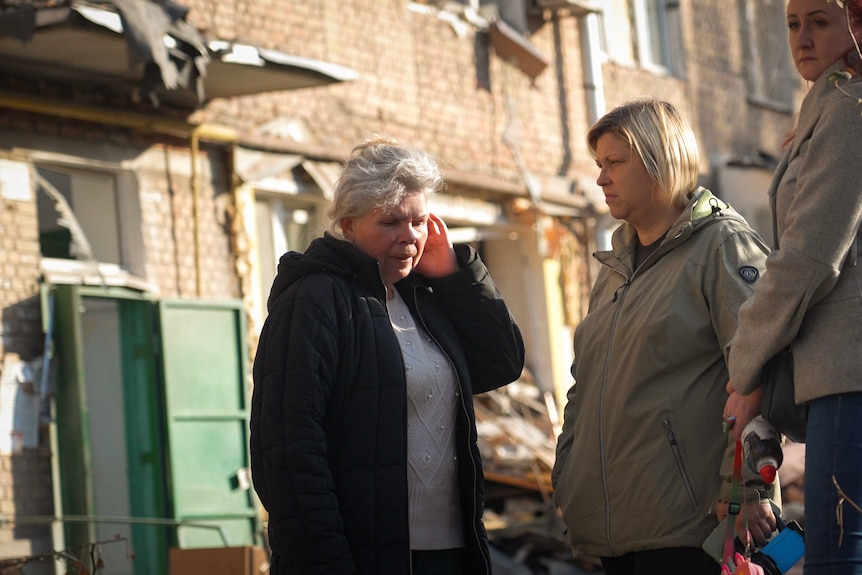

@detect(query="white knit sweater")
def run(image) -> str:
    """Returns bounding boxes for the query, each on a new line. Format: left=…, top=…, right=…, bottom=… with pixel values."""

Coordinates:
left=387, top=289, right=464, bottom=550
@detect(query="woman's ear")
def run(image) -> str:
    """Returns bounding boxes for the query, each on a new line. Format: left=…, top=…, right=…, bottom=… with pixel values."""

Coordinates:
left=340, top=217, right=355, bottom=240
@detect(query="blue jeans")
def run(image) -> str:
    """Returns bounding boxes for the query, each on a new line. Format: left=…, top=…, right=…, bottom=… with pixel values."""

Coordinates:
left=804, top=392, right=862, bottom=574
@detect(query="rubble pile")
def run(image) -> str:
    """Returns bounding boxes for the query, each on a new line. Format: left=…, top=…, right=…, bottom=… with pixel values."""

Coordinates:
left=475, top=378, right=558, bottom=495
left=476, top=376, right=601, bottom=574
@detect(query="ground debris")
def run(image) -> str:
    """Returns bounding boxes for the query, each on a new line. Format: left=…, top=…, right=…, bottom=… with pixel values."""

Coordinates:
left=476, top=375, right=600, bottom=573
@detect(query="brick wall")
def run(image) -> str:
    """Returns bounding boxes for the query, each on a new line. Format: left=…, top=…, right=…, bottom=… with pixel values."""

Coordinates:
left=0, top=180, right=53, bottom=565
left=190, top=0, right=792, bottom=191
left=135, top=142, right=240, bottom=299
left=0, top=111, right=237, bottom=563
left=0, top=184, right=46, bottom=362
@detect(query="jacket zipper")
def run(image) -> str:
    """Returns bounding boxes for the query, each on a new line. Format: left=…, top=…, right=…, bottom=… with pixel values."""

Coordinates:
left=600, top=245, right=677, bottom=548
left=662, top=417, right=699, bottom=510
left=595, top=215, right=701, bottom=548
left=599, top=266, right=630, bottom=555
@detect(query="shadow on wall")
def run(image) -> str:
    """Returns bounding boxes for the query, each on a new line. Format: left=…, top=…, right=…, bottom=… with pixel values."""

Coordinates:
left=0, top=295, right=56, bottom=573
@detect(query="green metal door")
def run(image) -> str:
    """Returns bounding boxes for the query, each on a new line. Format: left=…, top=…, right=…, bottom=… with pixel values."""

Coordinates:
left=157, top=299, right=259, bottom=549
left=49, top=287, right=259, bottom=572
left=49, top=284, right=167, bottom=575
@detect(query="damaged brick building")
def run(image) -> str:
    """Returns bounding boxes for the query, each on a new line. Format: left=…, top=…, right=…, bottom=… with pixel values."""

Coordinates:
left=0, top=0, right=799, bottom=572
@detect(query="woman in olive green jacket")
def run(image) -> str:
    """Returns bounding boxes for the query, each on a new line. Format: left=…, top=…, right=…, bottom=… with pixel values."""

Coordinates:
left=552, top=99, right=771, bottom=575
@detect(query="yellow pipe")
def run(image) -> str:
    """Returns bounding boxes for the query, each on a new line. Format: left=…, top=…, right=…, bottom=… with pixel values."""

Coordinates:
left=0, top=89, right=237, bottom=142
left=191, top=128, right=201, bottom=296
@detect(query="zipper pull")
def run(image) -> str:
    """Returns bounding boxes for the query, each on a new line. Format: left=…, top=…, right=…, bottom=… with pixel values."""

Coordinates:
left=612, top=280, right=629, bottom=302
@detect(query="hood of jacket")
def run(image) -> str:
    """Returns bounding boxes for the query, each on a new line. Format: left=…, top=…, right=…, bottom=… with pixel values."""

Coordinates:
left=266, top=232, right=384, bottom=312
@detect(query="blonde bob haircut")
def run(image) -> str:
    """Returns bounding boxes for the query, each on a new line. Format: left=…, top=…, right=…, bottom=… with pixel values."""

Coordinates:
left=328, top=136, right=447, bottom=238
left=587, top=99, right=700, bottom=209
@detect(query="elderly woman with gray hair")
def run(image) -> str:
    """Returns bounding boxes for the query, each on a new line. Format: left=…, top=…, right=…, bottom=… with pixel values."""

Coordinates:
left=250, top=136, right=525, bottom=575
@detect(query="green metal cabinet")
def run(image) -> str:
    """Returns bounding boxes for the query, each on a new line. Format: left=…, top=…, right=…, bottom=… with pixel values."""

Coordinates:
left=47, top=285, right=259, bottom=575
left=157, top=299, right=258, bottom=548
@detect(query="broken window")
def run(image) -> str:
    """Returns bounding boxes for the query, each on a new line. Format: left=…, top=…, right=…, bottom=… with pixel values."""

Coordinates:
left=34, top=163, right=148, bottom=287
left=36, top=166, right=122, bottom=264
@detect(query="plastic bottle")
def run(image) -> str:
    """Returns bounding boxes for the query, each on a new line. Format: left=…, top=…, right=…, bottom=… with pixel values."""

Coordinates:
left=741, top=415, right=783, bottom=484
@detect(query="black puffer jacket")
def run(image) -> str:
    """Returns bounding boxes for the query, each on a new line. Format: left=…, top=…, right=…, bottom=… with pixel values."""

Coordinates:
left=250, top=233, right=525, bottom=575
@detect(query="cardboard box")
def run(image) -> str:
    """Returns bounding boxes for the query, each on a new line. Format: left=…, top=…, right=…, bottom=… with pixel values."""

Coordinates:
left=169, top=546, right=269, bottom=575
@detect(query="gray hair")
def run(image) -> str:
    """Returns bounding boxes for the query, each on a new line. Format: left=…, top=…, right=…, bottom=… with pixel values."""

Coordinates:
left=327, top=136, right=447, bottom=237
left=587, top=99, right=700, bottom=208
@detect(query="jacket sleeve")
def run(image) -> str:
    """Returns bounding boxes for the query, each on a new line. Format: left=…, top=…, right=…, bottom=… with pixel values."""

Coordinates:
left=250, top=279, right=355, bottom=574
left=704, top=223, right=772, bottom=501
left=424, top=244, right=525, bottom=394
left=703, top=224, right=770, bottom=354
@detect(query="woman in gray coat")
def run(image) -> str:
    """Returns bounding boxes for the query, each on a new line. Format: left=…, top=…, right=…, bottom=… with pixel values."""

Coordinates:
left=723, top=1, right=862, bottom=573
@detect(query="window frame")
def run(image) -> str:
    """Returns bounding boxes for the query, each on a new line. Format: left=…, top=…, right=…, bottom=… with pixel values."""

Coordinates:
left=740, top=0, right=796, bottom=112
left=631, top=0, right=685, bottom=77
left=252, top=190, right=327, bottom=325
left=34, top=159, right=147, bottom=280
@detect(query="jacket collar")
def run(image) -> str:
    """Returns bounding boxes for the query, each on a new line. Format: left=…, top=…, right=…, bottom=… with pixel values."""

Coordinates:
left=609, top=187, right=731, bottom=251
left=599, top=187, right=738, bottom=275
left=793, top=59, right=858, bottom=156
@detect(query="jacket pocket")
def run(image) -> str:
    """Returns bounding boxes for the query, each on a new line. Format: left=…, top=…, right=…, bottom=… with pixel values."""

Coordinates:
left=662, top=415, right=699, bottom=511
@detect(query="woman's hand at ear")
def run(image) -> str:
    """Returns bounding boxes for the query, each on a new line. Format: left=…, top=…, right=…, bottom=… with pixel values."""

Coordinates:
left=415, top=213, right=458, bottom=278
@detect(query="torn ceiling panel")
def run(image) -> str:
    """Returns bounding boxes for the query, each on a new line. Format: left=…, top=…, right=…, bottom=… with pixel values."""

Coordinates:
left=0, top=0, right=358, bottom=108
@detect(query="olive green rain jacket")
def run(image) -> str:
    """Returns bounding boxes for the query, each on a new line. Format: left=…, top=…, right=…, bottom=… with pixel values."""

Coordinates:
left=552, top=188, right=770, bottom=558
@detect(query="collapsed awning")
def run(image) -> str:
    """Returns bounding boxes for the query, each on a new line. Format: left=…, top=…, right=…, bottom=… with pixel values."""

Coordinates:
left=206, top=42, right=358, bottom=101
left=0, top=0, right=358, bottom=108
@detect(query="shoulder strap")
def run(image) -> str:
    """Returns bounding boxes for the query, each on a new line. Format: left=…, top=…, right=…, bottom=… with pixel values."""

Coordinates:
left=723, top=439, right=746, bottom=569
